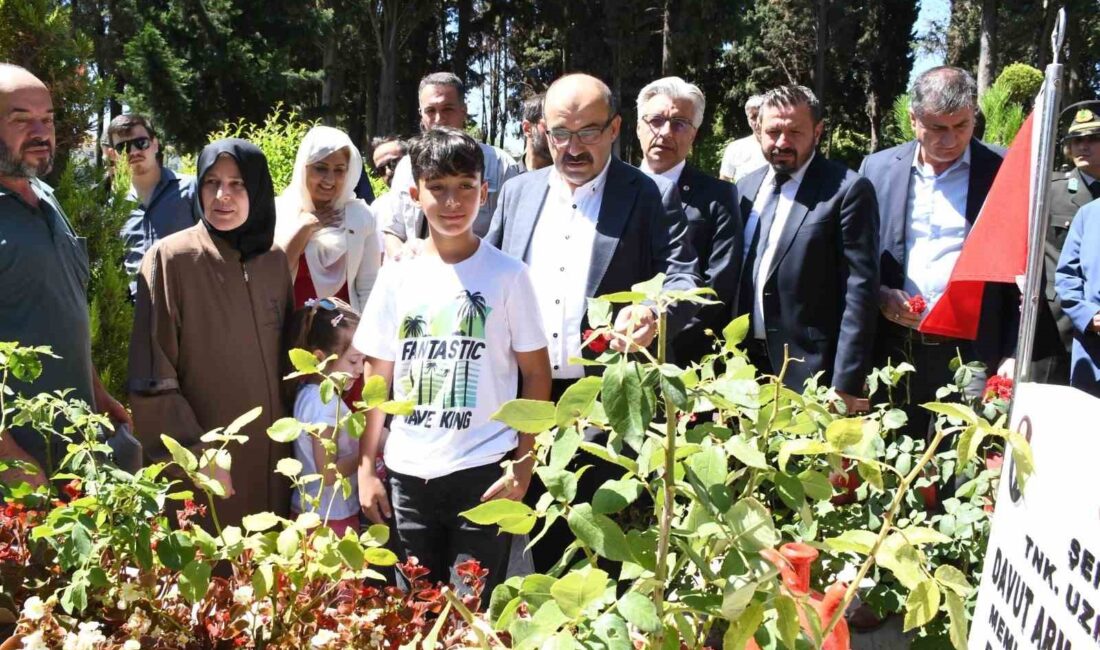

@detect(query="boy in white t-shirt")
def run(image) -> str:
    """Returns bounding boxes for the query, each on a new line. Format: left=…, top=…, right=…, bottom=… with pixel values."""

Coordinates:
left=354, top=127, right=551, bottom=591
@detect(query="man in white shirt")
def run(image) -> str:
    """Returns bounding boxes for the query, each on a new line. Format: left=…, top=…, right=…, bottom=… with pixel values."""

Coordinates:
left=860, top=66, right=1017, bottom=436
left=381, top=72, right=520, bottom=258
left=635, top=76, right=742, bottom=363
left=719, top=95, right=768, bottom=183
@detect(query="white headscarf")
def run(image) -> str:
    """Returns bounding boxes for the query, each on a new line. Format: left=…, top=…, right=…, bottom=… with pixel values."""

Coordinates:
left=277, top=126, right=366, bottom=299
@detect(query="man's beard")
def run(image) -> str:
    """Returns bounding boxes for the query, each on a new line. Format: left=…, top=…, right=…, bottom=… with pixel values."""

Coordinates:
left=766, top=146, right=802, bottom=174
left=0, top=138, right=53, bottom=178
left=531, top=131, right=551, bottom=161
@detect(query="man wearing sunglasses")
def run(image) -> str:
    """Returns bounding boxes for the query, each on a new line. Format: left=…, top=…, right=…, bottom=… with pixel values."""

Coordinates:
left=486, top=73, right=701, bottom=572
left=636, top=76, right=743, bottom=365
left=107, top=114, right=196, bottom=299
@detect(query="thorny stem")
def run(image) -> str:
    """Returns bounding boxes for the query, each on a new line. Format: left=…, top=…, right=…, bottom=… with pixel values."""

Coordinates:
left=816, top=424, right=954, bottom=646
left=653, top=309, right=675, bottom=641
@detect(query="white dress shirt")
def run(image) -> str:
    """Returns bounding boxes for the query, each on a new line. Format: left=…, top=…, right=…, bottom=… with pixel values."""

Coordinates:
left=525, top=160, right=612, bottom=379
left=639, top=159, right=686, bottom=184
left=720, top=135, right=768, bottom=181
left=749, top=154, right=814, bottom=340
left=904, top=146, right=971, bottom=315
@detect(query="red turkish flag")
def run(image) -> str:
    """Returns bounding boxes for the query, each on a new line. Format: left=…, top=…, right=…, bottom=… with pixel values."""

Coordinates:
left=918, top=113, right=1034, bottom=339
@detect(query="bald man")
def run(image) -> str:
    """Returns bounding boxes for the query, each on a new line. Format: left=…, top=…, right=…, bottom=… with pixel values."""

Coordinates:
left=0, top=64, right=130, bottom=484
left=485, top=73, right=701, bottom=572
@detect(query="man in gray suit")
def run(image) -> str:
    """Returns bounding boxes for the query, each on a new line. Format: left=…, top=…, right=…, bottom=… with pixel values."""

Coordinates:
left=486, top=72, right=700, bottom=572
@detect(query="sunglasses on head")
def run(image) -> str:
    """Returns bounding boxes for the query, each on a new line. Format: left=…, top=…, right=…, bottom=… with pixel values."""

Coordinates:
left=111, top=137, right=152, bottom=155
left=306, top=297, right=338, bottom=311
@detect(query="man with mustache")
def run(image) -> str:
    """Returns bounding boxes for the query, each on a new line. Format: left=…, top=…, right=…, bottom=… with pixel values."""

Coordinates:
left=860, top=66, right=1016, bottom=437
left=519, top=93, right=551, bottom=172
left=736, top=84, right=879, bottom=412
left=108, top=114, right=197, bottom=299
left=0, top=64, right=131, bottom=484
left=486, top=72, right=701, bottom=572
left=635, top=76, right=742, bottom=364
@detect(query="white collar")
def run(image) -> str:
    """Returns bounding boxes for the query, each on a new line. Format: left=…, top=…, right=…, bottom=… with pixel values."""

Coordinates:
left=549, top=157, right=613, bottom=199
left=912, top=143, right=971, bottom=176
left=763, top=151, right=814, bottom=188
left=639, top=158, right=686, bottom=184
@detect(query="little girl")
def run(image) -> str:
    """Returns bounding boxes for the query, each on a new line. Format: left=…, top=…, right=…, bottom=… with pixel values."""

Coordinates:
left=284, top=297, right=364, bottom=536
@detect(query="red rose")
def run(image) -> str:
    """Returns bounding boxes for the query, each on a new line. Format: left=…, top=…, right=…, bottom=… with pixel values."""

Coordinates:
left=983, top=375, right=1014, bottom=402
left=906, top=295, right=927, bottom=314
left=583, top=328, right=611, bottom=354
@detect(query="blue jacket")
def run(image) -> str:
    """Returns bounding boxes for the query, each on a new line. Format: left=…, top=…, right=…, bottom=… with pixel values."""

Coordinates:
left=1055, top=198, right=1100, bottom=395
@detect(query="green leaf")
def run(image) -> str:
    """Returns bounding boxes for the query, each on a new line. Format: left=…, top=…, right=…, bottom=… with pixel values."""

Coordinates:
left=727, top=498, right=779, bottom=552
left=360, top=374, right=388, bottom=408
left=660, top=374, right=690, bottom=411
left=1006, top=430, right=1035, bottom=492
left=551, top=566, right=611, bottom=618
left=267, top=417, right=304, bottom=443
left=549, top=426, right=582, bottom=471
left=241, top=512, right=282, bottom=533
left=825, top=530, right=878, bottom=556
left=587, top=298, right=613, bottom=328
left=775, top=595, right=800, bottom=650
left=944, top=590, right=969, bottom=650
left=685, top=445, right=727, bottom=489
left=955, top=424, right=986, bottom=473
left=630, top=274, right=665, bottom=300
left=225, top=406, right=262, bottom=435
left=592, top=612, right=632, bottom=649
left=592, top=478, right=644, bottom=515
left=567, top=504, right=632, bottom=562
left=825, top=418, right=864, bottom=448
left=727, top=436, right=768, bottom=470
left=600, top=290, right=647, bottom=303
left=379, top=399, right=414, bottom=416
left=461, top=499, right=537, bottom=532
left=722, top=314, right=750, bottom=350
left=578, top=442, right=639, bottom=475
left=857, top=460, right=884, bottom=491
left=337, top=537, right=364, bottom=570
left=319, top=378, right=336, bottom=405
left=179, top=560, right=212, bottom=604
left=252, top=564, right=274, bottom=599
left=771, top=471, right=805, bottom=511
left=277, top=526, right=300, bottom=557
left=288, top=348, right=320, bottom=374
left=603, top=360, right=648, bottom=443
left=159, top=435, right=197, bottom=471
left=723, top=602, right=764, bottom=650
left=798, top=469, right=833, bottom=501
left=554, top=376, right=602, bottom=429
left=777, top=439, right=829, bottom=472
left=898, top=526, right=951, bottom=546
left=876, top=535, right=925, bottom=590
left=883, top=408, right=908, bottom=430
left=935, top=565, right=973, bottom=597
left=363, top=547, right=398, bottom=566
left=921, top=402, right=978, bottom=425
left=156, top=531, right=196, bottom=571
left=617, top=591, right=661, bottom=633
left=536, top=467, right=578, bottom=504
left=275, top=457, right=302, bottom=478
left=903, top=579, right=941, bottom=631
left=492, top=399, right=556, bottom=433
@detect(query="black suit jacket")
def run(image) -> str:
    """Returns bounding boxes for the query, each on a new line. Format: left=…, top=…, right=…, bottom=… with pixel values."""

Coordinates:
left=736, top=155, right=880, bottom=394
left=859, top=139, right=1017, bottom=370
left=486, top=158, right=702, bottom=343
left=667, top=164, right=743, bottom=363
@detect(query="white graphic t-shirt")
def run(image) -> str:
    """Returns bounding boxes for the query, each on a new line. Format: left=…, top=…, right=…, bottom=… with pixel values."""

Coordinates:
left=355, top=242, right=547, bottom=479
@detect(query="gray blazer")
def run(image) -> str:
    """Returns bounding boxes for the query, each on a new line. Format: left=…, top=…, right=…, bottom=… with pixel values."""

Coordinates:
left=485, top=158, right=702, bottom=344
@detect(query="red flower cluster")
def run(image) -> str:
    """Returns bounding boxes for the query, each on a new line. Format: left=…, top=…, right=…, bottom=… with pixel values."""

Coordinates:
left=176, top=499, right=207, bottom=530
left=582, top=328, right=612, bottom=354
left=983, top=375, right=1014, bottom=402
left=906, top=295, right=927, bottom=314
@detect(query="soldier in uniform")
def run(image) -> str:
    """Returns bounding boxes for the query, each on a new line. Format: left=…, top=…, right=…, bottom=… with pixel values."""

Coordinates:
left=1032, top=102, right=1100, bottom=383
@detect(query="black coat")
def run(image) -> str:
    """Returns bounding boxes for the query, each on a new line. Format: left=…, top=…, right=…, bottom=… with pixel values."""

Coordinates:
left=736, top=154, right=880, bottom=395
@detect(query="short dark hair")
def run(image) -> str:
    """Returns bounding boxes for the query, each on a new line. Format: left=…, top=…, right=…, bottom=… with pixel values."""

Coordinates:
left=760, top=85, right=823, bottom=123
left=910, top=66, right=978, bottom=118
left=408, top=127, right=483, bottom=182
left=370, top=135, right=407, bottom=155
left=107, top=113, right=158, bottom=144
left=418, top=72, right=465, bottom=100
left=521, top=93, right=544, bottom=124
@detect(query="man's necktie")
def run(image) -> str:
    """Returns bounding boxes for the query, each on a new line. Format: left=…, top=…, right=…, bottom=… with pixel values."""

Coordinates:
left=737, top=172, right=791, bottom=318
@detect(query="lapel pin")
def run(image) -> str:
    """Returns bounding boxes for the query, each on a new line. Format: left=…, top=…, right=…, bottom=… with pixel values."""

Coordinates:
left=1068, top=177, right=1079, bottom=193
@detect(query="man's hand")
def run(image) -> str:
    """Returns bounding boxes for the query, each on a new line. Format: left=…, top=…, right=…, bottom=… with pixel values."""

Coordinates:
left=879, top=287, right=922, bottom=329
left=610, top=305, right=658, bottom=352
left=1090, top=311, right=1100, bottom=333
left=836, top=390, right=870, bottom=415
left=359, top=470, right=392, bottom=524
left=480, top=459, right=533, bottom=502
left=93, top=375, right=132, bottom=427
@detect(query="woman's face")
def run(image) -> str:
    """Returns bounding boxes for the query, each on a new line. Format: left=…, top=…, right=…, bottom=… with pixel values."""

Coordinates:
left=201, top=154, right=249, bottom=231
left=306, top=148, right=350, bottom=207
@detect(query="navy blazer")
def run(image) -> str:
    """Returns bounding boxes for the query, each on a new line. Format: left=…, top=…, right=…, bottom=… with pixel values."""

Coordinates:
left=737, top=154, right=880, bottom=395
left=859, top=139, right=1018, bottom=370
left=1055, top=199, right=1100, bottom=396
left=669, top=164, right=743, bottom=363
left=485, top=158, right=702, bottom=340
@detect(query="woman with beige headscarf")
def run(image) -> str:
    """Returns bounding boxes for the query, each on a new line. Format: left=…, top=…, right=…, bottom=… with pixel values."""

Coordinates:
left=275, top=126, right=381, bottom=311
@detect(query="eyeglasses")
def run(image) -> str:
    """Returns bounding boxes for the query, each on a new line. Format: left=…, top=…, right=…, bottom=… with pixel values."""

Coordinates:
left=110, top=137, right=152, bottom=154
left=641, top=114, right=696, bottom=134
left=373, top=158, right=400, bottom=176
left=546, top=116, right=616, bottom=146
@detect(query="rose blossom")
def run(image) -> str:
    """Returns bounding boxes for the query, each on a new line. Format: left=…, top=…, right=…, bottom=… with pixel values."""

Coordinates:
left=906, top=295, right=927, bottom=314
left=983, top=375, right=1014, bottom=402
left=21, top=596, right=46, bottom=621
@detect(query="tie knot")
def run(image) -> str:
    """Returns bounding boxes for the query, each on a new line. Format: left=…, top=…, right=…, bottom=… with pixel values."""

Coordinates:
left=771, top=172, right=791, bottom=194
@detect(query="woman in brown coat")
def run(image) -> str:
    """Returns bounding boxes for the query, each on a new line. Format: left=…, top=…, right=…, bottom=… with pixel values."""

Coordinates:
left=129, top=138, right=292, bottom=530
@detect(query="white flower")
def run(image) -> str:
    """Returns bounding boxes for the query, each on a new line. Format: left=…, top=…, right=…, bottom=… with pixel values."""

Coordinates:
left=22, top=596, right=46, bottom=621
left=310, top=629, right=339, bottom=648
left=62, top=621, right=106, bottom=650
left=232, top=585, right=254, bottom=605
left=123, top=641, right=141, bottom=650
left=370, top=627, right=385, bottom=648
left=125, top=609, right=151, bottom=636
left=117, top=582, right=142, bottom=610
left=21, top=630, right=48, bottom=650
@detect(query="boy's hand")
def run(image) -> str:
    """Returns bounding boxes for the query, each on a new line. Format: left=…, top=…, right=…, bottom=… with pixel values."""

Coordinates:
left=481, top=460, right=533, bottom=502
left=359, top=472, right=392, bottom=524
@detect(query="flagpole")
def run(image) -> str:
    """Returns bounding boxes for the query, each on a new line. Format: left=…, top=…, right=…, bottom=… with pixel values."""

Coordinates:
left=1013, top=9, right=1065, bottom=384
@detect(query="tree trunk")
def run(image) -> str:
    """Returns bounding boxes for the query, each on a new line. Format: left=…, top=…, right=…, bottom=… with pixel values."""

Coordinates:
left=866, top=89, right=880, bottom=153
left=321, top=39, right=340, bottom=125
left=661, top=0, right=673, bottom=75
left=453, top=0, right=473, bottom=86
left=977, top=0, right=997, bottom=94
left=814, top=0, right=829, bottom=101
left=376, top=24, right=398, bottom=135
